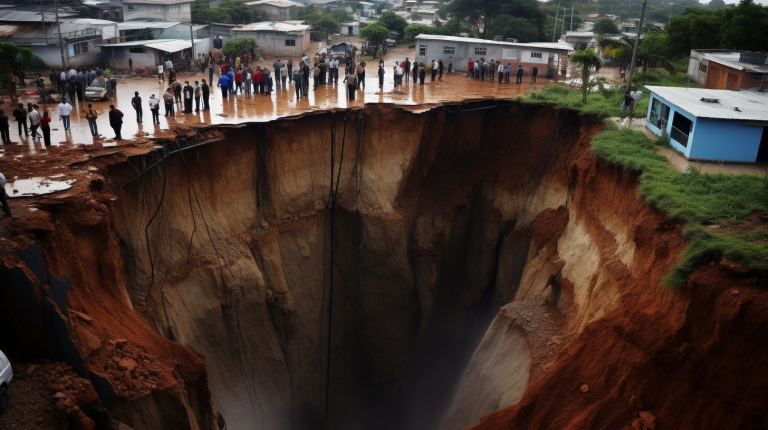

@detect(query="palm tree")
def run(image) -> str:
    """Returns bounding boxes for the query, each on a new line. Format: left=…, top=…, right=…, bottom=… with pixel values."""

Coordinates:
left=597, top=35, right=676, bottom=84
left=571, top=48, right=603, bottom=103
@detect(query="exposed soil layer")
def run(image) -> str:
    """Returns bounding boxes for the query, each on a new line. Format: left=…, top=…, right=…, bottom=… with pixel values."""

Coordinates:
left=1, top=101, right=765, bottom=430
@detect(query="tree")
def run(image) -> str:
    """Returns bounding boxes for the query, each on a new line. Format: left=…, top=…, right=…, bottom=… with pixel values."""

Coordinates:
left=223, top=38, right=258, bottom=58
left=485, top=14, right=540, bottom=42
left=312, top=14, right=340, bottom=35
left=593, top=17, right=619, bottom=34
left=449, top=0, right=545, bottom=39
left=378, top=11, right=408, bottom=39
left=707, top=0, right=727, bottom=9
left=0, top=42, right=32, bottom=99
left=360, top=22, right=390, bottom=44
left=192, top=0, right=265, bottom=24
left=571, top=48, right=603, bottom=103
left=404, top=24, right=442, bottom=42
left=598, top=35, right=675, bottom=74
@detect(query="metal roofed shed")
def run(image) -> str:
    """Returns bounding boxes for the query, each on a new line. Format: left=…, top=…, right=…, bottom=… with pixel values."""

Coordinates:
left=101, top=38, right=207, bottom=70
left=244, top=0, right=303, bottom=21
left=117, top=20, right=182, bottom=30
left=645, top=86, right=768, bottom=163
left=0, top=10, right=77, bottom=23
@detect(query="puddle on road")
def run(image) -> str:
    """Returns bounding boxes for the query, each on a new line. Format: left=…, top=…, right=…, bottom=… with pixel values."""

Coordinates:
left=6, top=177, right=75, bottom=197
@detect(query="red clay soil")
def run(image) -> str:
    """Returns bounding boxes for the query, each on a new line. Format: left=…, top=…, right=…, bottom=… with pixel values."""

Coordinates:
left=467, top=263, right=768, bottom=430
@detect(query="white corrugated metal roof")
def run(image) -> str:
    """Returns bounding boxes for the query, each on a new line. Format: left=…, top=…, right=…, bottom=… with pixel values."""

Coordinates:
left=122, top=0, right=191, bottom=4
left=646, top=86, right=768, bottom=121
left=102, top=38, right=205, bottom=52
left=415, top=34, right=574, bottom=52
left=244, top=0, right=304, bottom=6
left=117, top=20, right=181, bottom=30
left=232, top=21, right=310, bottom=32
left=704, top=52, right=768, bottom=73
left=0, top=10, right=76, bottom=22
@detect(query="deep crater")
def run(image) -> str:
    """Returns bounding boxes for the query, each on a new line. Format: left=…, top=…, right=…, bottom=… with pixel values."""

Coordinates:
left=103, top=101, right=592, bottom=430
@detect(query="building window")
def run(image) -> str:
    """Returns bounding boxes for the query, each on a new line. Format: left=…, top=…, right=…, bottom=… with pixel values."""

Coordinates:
left=285, top=39, right=296, bottom=46
left=751, top=73, right=765, bottom=81
left=127, top=5, right=134, bottom=10
left=699, top=63, right=707, bottom=74
left=670, top=112, right=692, bottom=148
left=649, top=97, right=670, bottom=130
left=530, top=52, right=542, bottom=59
left=474, top=47, right=486, bottom=56
left=419, top=45, right=426, bottom=56
left=129, top=47, right=145, bottom=53
left=443, top=46, right=454, bottom=55
left=68, top=42, right=88, bottom=57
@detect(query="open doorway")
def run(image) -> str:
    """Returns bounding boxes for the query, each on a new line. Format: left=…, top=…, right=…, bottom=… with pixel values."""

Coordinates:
left=757, top=127, right=768, bottom=163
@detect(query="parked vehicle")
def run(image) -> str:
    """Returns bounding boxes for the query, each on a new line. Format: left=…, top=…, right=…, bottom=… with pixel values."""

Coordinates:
left=85, top=79, right=109, bottom=101
left=0, top=349, right=13, bottom=414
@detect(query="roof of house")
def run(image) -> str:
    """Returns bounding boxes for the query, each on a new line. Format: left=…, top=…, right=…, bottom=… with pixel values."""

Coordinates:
left=244, top=0, right=304, bottom=7
left=232, top=21, right=311, bottom=33
left=646, top=86, right=768, bottom=122
left=415, top=34, right=574, bottom=52
left=0, top=22, right=103, bottom=42
left=703, top=51, right=768, bottom=74
left=122, top=0, right=192, bottom=4
left=102, top=38, right=206, bottom=52
left=117, top=20, right=182, bottom=30
left=0, top=9, right=77, bottom=22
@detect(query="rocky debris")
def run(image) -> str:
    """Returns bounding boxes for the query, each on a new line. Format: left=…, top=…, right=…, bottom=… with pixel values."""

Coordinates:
left=580, top=384, right=589, bottom=393
left=730, top=288, right=739, bottom=295
left=719, top=258, right=752, bottom=274
left=629, top=395, right=644, bottom=412
left=87, top=337, right=171, bottom=400
left=639, top=411, right=657, bottom=429
left=69, top=310, right=93, bottom=323
left=499, top=301, right=573, bottom=382
left=0, top=359, right=99, bottom=430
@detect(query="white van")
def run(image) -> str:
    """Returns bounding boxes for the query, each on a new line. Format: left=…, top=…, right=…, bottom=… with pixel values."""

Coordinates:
left=0, top=349, right=12, bottom=414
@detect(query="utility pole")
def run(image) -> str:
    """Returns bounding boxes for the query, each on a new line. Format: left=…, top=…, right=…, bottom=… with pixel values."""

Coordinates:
left=552, top=3, right=560, bottom=42
left=189, top=23, right=195, bottom=70
left=626, top=0, right=648, bottom=125
left=54, top=0, right=67, bottom=70
left=570, top=4, right=574, bottom=31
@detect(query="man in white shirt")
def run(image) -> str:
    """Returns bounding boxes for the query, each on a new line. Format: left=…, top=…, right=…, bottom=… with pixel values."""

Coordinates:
left=497, top=64, right=505, bottom=84
left=28, top=108, right=41, bottom=139
left=395, top=64, right=403, bottom=87
left=68, top=68, right=77, bottom=79
left=58, top=101, right=72, bottom=131
left=148, top=94, right=160, bottom=124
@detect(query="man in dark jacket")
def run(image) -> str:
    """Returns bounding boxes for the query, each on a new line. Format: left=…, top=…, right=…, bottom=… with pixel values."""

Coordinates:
left=12, top=103, right=27, bottom=136
left=201, top=79, right=210, bottom=110
left=108, top=105, right=123, bottom=140
left=131, top=91, right=143, bottom=123
left=0, top=110, right=10, bottom=144
left=293, top=71, right=303, bottom=99
left=183, top=81, right=193, bottom=113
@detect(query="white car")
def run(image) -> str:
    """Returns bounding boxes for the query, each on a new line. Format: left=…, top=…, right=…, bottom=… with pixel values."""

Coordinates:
left=0, top=349, right=12, bottom=414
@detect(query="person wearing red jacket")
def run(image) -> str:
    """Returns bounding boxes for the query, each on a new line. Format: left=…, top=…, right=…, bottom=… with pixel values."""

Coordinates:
left=252, top=68, right=263, bottom=95
left=40, top=111, right=52, bottom=147
left=467, top=58, right=474, bottom=78
left=234, top=70, right=243, bottom=95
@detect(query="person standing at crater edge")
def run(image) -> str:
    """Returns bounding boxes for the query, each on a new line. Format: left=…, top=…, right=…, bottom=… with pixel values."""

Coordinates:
left=0, top=172, right=11, bottom=217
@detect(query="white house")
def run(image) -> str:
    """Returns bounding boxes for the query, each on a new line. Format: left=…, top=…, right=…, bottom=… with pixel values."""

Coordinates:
left=122, top=0, right=193, bottom=22
left=339, top=22, right=359, bottom=36
left=230, top=21, right=311, bottom=57
left=415, top=34, right=573, bottom=72
left=244, top=0, right=304, bottom=21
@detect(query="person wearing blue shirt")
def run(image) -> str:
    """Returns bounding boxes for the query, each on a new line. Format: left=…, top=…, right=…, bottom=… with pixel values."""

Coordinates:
left=293, top=71, right=303, bottom=99
left=516, top=65, right=524, bottom=85
left=218, top=74, right=230, bottom=98
left=505, top=64, right=511, bottom=83
left=227, top=70, right=234, bottom=85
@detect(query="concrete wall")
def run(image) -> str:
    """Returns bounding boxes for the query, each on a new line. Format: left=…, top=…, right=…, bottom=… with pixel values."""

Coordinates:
left=103, top=46, right=160, bottom=70
left=645, top=92, right=764, bottom=162
left=233, top=30, right=309, bottom=57
left=415, top=39, right=556, bottom=72
left=123, top=3, right=191, bottom=22
left=252, top=4, right=291, bottom=21
left=704, top=63, right=764, bottom=91
left=30, top=41, right=102, bottom=69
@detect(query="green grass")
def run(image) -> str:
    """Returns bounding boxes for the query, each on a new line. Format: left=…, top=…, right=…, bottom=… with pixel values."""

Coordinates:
left=519, top=62, right=694, bottom=120
left=518, top=64, right=768, bottom=289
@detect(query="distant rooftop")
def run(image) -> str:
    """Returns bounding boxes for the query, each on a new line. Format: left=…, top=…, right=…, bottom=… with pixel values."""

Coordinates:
left=700, top=51, right=768, bottom=74
left=244, top=0, right=304, bottom=7
left=646, top=86, right=768, bottom=122
left=122, top=0, right=192, bottom=4
left=232, top=21, right=311, bottom=33
left=117, top=20, right=182, bottom=30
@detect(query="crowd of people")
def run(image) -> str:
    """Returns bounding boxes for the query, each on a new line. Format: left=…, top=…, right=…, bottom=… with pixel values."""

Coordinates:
left=466, top=58, right=538, bottom=85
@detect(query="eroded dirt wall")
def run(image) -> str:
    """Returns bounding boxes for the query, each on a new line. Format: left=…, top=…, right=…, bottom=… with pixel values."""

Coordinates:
left=101, top=102, right=601, bottom=430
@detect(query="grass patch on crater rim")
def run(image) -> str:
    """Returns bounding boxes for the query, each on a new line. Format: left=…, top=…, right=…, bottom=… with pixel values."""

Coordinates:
left=518, top=69, right=768, bottom=289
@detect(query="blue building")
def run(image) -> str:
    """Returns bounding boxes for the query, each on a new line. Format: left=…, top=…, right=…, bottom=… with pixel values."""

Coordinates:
left=645, top=86, right=768, bottom=163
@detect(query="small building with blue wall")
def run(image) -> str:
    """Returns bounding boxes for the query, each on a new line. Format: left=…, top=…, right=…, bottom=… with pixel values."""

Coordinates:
left=645, top=86, right=768, bottom=163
